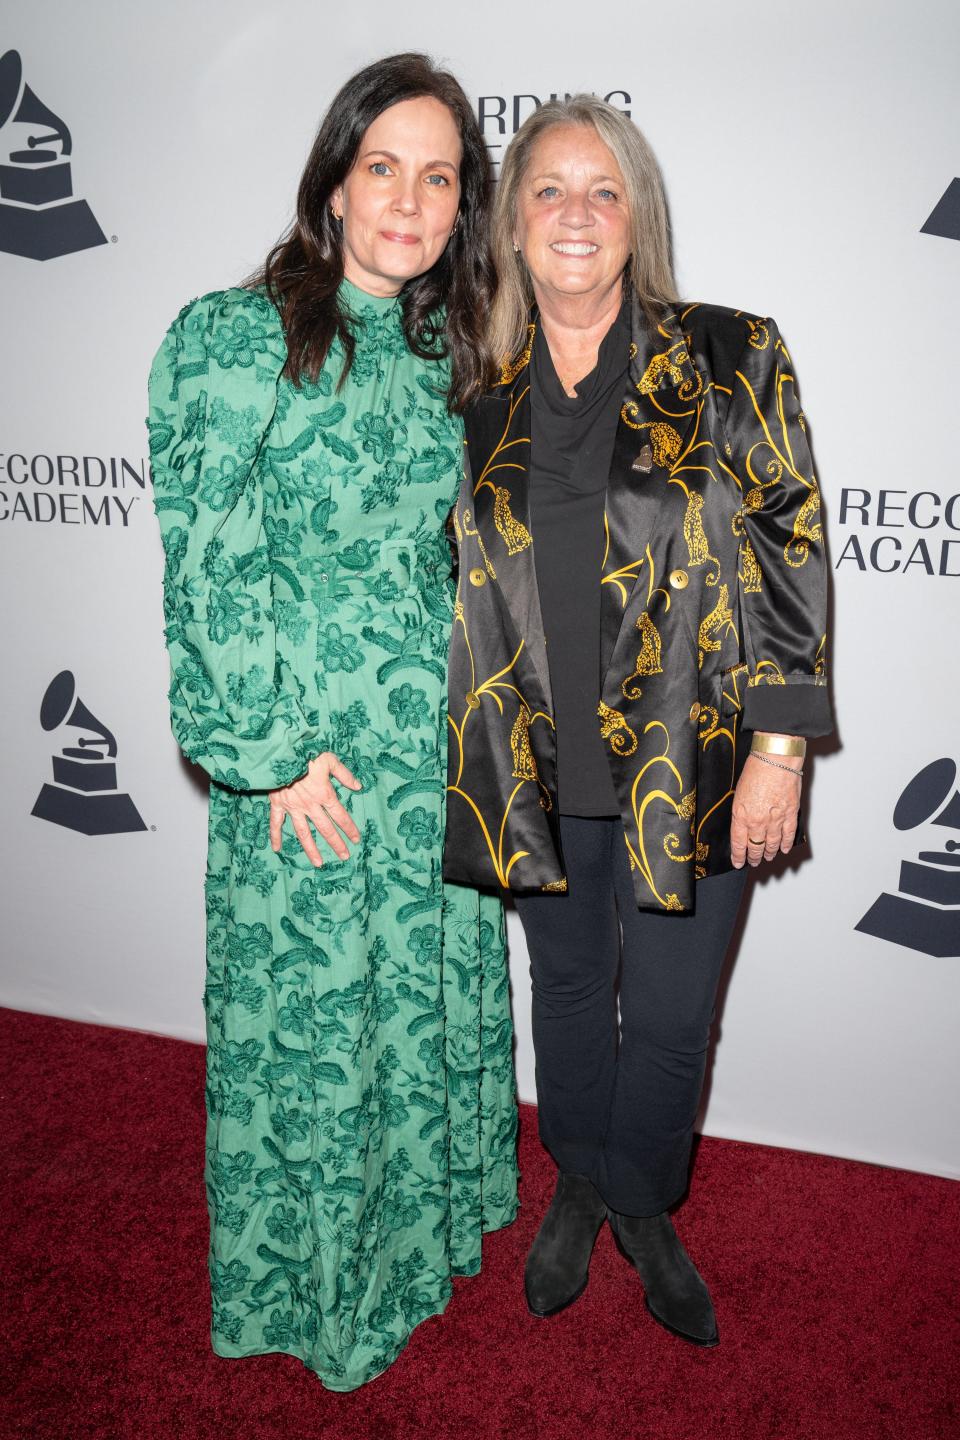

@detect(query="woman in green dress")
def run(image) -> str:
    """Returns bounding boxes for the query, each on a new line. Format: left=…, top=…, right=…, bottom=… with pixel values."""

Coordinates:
left=146, top=54, right=517, bottom=1392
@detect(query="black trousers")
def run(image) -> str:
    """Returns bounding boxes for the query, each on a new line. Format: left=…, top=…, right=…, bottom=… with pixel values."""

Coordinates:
left=514, top=815, right=747, bottom=1216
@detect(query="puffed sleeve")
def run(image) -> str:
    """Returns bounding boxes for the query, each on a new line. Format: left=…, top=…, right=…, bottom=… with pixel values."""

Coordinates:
left=724, top=317, right=834, bottom=737
left=147, top=288, right=321, bottom=790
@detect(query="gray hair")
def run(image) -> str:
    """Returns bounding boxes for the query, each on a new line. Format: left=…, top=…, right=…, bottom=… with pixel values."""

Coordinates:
left=487, top=95, right=678, bottom=369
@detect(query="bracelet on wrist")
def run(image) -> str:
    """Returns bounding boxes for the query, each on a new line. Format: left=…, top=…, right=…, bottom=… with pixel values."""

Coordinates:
left=751, top=732, right=807, bottom=758
left=750, top=750, right=803, bottom=780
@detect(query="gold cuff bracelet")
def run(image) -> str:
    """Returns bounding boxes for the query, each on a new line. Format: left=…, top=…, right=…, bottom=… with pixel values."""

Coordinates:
left=751, top=733, right=807, bottom=758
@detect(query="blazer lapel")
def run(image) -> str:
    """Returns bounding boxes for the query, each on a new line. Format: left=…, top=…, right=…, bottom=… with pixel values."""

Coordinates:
left=600, top=297, right=703, bottom=682
left=466, top=333, right=553, bottom=704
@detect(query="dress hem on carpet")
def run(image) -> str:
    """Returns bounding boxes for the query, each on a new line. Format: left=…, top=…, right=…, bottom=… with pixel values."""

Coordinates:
left=210, top=1203, right=520, bottom=1393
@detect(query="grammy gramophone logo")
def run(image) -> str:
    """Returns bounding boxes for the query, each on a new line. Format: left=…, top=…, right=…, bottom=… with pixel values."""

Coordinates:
left=921, top=179, right=960, bottom=243
left=0, top=48, right=107, bottom=261
left=31, top=671, right=146, bottom=836
left=856, top=758, right=960, bottom=958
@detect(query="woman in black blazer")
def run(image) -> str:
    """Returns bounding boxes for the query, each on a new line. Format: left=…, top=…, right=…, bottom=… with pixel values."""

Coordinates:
left=443, top=96, right=833, bottom=1346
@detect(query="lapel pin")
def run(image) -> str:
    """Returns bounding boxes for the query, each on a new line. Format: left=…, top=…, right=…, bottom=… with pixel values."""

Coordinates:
left=631, top=444, right=654, bottom=473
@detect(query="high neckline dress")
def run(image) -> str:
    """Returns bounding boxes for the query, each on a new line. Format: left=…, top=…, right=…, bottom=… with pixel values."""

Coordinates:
left=147, top=280, right=518, bottom=1391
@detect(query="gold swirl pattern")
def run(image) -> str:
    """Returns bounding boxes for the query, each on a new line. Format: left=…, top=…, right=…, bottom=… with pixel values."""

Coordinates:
left=697, top=705, right=720, bottom=740
left=598, top=700, right=638, bottom=757
left=677, top=369, right=704, bottom=404
left=601, top=515, right=647, bottom=609
left=747, top=319, right=770, bottom=350
left=461, top=506, right=497, bottom=580
left=747, top=660, right=786, bottom=687
left=618, top=720, right=696, bottom=909
left=784, top=483, right=821, bottom=568
left=664, top=833, right=694, bottom=862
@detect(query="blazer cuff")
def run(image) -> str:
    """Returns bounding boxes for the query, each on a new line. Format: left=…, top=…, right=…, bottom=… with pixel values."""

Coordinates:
left=743, top=683, right=834, bottom=738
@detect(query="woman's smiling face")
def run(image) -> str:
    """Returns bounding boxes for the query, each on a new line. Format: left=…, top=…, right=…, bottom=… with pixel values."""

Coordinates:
left=514, top=122, right=631, bottom=308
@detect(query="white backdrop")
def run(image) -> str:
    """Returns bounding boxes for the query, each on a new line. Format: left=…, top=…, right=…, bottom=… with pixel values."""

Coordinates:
left=2, top=0, right=958, bottom=1179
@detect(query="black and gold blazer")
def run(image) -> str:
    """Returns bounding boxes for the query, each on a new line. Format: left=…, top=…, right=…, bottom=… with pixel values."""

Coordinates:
left=443, top=295, right=833, bottom=912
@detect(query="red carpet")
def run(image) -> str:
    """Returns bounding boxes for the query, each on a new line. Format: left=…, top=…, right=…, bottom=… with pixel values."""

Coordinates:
left=1, top=1007, right=957, bottom=1440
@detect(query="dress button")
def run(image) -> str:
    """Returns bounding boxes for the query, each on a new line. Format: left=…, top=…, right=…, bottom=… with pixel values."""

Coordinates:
left=319, top=571, right=329, bottom=583
left=465, top=691, right=481, bottom=710
left=468, top=568, right=487, bottom=587
left=689, top=702, right=701, bottom=721
left=669, top=569, right=689, bottom=589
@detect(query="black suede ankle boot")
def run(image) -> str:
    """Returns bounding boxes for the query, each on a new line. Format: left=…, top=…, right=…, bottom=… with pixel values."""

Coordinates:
left=607, top=1209, right=719, bottom=1346
left=524, top=1172, right=607, bottom=1318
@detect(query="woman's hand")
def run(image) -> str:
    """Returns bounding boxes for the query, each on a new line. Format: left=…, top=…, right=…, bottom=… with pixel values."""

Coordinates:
left=730, top=747, right=803, bottom=868
left=269, top=752, right=362, bottom=867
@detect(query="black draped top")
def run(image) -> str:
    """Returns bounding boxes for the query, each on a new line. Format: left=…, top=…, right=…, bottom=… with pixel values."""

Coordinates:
left=529, top=304, right=631, bottom=816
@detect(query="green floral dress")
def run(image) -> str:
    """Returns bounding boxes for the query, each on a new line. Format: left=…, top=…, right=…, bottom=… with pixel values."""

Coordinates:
left=147, top=280, right=518, bottom=1392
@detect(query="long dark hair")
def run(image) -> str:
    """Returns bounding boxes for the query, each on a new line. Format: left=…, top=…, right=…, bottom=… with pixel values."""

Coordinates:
left=248, top=53, right=494, bottom=412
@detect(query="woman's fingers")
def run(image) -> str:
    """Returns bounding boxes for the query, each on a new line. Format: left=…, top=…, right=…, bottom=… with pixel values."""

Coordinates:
left=307, top=806, right=352, bottom=861
left=757, top=809, right=783, bottom=862
left=290, top=812, right=325, bottom=868
left=325, top=754, right=361, bottom=791
left=318, top=798, right=361, bottom=845
left=269, top=796, right=285, bottom=853
left=738, top=824, right=777, bottom=867
left=737, top=818, right=786, bottom=866
left=730, top=815, right=749, bottom=868
left=780, top=808, right=799, bottom=853
left=278, top=802, right=358, bottom=866
left=731, top=810, right=771, bottom=866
